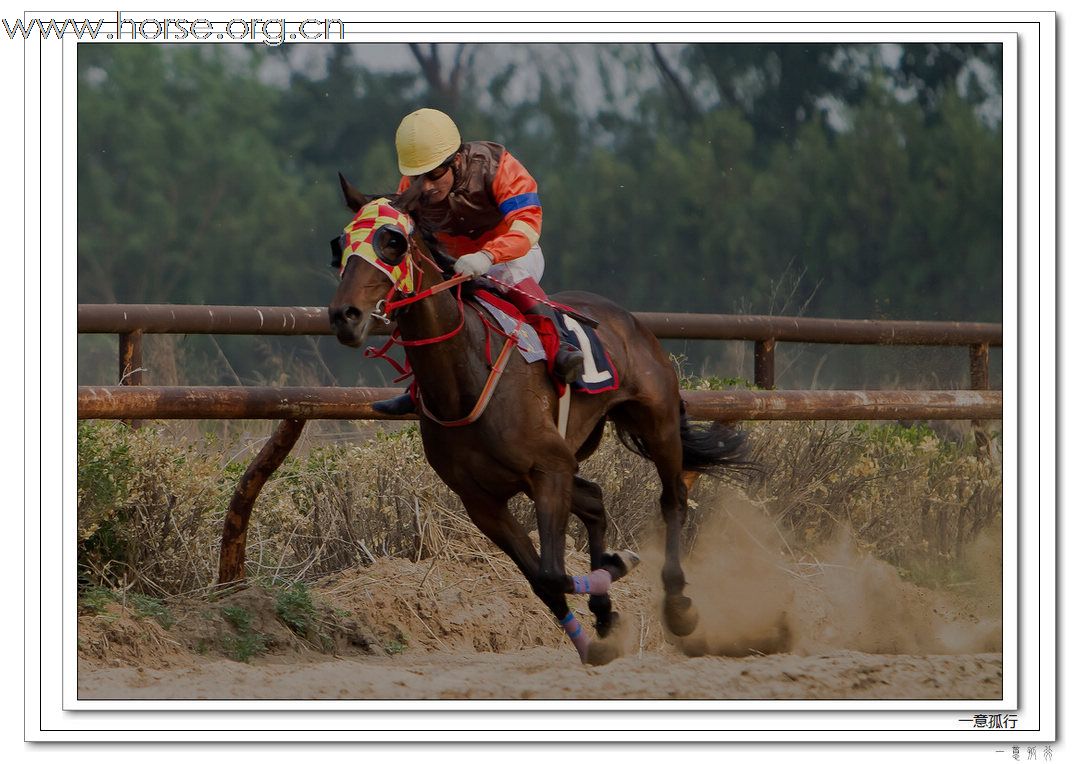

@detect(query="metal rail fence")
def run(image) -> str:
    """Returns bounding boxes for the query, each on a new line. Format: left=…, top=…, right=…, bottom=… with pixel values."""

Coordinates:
left=77, top=303, right=1004, bottom=584
left=77, top=385, right=1003, bottom=422
left=79, top=303, right=1002, bottom=393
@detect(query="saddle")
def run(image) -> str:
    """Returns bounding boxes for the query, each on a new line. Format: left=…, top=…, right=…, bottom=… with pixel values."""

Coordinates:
left=366, top=284, right=618, bottom=430
left=471, top=289, right=619, bottom=397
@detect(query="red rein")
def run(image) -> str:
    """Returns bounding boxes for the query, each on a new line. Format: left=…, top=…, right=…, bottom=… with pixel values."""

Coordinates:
left=366, top=250, right=522, bottom=427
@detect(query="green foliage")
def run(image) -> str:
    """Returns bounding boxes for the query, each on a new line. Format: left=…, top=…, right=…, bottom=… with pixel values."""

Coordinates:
left=854, top=420, right=928, bottom=441
left=750, top=421, right=1002, bottom=573
left=77, top=420, right=234, bottom=590
left=77, top=422, right=139, bottom=582
left=222, top=605, right=253, bottom=631
left=77, top=584, right=174, bottom=629
left=275, top=582, right=317, bottom=637
left=77, top=43, right=1003, bottom=390
left=680, top=374, right=758, bottom=391
left=78, top=421, right=136, bottom=520
left=128, top=593, right=175, bottom=630
left=77, top=417, right=1001, bottom=597
left=220, top=631, right=269, bottom=663
left=79, top=46, right=310, bottom=304
left=78, top=586, right=115, bottom=616
left=219, top=604, right=270, bottom=662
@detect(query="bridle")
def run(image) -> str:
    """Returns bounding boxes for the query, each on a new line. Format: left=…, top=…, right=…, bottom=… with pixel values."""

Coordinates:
left=333, top=199, right=471, bottom=347
left=365, top=246, right=471, bottom=336
left=337, top=206, right=525, bottom=427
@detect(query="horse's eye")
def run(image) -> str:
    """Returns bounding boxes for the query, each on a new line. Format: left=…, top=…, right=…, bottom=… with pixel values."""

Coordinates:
left=329, top=234, right=345, bottom=269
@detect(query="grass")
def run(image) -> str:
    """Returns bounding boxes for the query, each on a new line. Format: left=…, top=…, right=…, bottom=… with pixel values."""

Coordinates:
left=128, top=593, right=175, bottom=629
left=274, top=582, right=317, bottom=638
left=222, top=605, right=253, bottom=631
left=220, top=605, right=268, bottom=662
left=220, top=631, right=269, bottom=663
left=78, top=586, right=115, bottom=616
left=77, top=586, right=175, bottom=629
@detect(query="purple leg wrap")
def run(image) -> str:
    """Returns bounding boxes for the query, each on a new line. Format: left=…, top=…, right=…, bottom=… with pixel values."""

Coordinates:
left=559, top=611, right=590, bottom=661
left=571, top=569, right=612, bottom=595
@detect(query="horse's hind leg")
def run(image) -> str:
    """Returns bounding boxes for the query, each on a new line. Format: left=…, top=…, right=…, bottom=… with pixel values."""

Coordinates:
left=614, top=403, right=700, bottom=637
left=657, top=442, right=700, bottom=636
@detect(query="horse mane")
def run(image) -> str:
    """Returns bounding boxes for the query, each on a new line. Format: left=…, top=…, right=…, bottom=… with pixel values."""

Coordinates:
left=391, top=184, right=458, bottom=279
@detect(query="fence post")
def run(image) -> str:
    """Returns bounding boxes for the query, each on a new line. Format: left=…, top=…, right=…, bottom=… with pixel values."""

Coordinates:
left=969, top=342, right=991, bottom=457
left=969, top=343, right=989, bottom=390
left=119, top=330, right=143, bottom=384
left=119, top=330, right=143, bottom=428
left=218, top=418, right=307, bottom=585
left=754, top=339, right=776, bottom=389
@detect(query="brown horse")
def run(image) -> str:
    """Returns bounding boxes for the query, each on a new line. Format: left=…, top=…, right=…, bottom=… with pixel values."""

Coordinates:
left=327, top=176, right=750, bottom=665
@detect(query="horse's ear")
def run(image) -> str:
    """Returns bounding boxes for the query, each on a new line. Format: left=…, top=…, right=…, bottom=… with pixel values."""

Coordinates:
left=338, top=172, right=370, bottom=213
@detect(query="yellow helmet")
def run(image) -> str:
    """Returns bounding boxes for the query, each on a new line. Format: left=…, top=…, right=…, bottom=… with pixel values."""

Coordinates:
left=395, top=108, right=462, bottom=176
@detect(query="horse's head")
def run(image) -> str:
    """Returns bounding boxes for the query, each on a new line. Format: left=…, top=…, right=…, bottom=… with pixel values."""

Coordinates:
left=327, top=173, right=432, bottom=347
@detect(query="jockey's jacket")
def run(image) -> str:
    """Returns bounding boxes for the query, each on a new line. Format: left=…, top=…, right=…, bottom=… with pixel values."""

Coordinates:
left=396, top=141, right=542, bottom=265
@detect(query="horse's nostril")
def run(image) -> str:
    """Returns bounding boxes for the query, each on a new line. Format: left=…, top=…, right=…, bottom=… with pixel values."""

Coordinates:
left=344, top=306, right=362, bottom=322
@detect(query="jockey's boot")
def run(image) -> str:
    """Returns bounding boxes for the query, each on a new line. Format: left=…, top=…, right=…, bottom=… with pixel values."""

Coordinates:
left=524, top=303, right=585, bottom=385
left=372, top=392, right=416, bottom=416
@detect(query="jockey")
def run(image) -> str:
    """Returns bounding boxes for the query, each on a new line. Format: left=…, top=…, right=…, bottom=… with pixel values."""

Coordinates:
left=374, top=108, right=586, bottom=416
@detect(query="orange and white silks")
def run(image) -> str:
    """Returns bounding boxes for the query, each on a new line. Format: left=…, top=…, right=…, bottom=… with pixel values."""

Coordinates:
left=397, top=144, right=542, bottom=265
left=338, top=198, right=416, bottom=293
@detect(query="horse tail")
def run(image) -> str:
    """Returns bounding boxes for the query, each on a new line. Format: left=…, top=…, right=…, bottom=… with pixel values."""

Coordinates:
left=614, top=400, right=755, bottom=479
left=676, top=400, right=754, bottom=477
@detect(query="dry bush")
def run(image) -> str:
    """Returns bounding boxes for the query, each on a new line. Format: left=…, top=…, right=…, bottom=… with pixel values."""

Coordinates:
left=78, top=422, right=531, bottom=595
left=78, top=415, right=1002, bottom=596
left=744, top=420, right=1003, bottom=582
left=78, top=420, right=233, bottom=596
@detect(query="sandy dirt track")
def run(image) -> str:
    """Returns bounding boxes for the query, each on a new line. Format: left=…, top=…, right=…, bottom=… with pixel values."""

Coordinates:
left=78, top=507, right=1003, bottom=702
left=79, top=648, right=1001, bottom=701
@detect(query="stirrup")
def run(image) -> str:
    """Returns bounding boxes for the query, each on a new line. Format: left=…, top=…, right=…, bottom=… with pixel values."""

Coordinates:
left=372, top=392, right=416, bottom=416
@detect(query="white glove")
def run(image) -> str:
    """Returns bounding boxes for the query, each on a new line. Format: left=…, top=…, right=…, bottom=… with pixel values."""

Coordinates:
left=453, top=251, right=494, bottom=277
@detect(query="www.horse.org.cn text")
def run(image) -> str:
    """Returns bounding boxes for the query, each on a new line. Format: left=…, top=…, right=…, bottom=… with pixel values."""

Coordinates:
left=2, top=14, right=345, bottom=45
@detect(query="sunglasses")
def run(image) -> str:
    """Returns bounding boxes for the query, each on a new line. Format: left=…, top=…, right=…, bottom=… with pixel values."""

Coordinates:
left=412, top=160, right=453, bottom=183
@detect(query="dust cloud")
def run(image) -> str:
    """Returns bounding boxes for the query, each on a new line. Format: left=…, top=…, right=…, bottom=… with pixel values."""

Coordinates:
left=659, top=494, right=1003, bottom=658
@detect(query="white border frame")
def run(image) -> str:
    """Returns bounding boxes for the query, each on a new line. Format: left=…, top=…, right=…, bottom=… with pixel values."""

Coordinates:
left=12, top=10, right=1054, bottom=746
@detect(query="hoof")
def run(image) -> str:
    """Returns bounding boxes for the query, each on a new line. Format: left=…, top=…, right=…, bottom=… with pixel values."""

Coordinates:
left=602, top=549, right=641, bottom=579
left=614, top=549, right=641, bottom=573
left=677, top=634, right=707, bottom=658
left=595, top=609, right=620, bottom=640
left=585, top=637, right=622, bottom=666
left=663, top=595, right=699, bottom=637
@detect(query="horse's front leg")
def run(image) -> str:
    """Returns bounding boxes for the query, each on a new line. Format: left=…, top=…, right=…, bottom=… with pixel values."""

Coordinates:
left=569, top=476, right=641, bottom=638
left=570, top=476, right=615, bottom=636
left=458, top=473, right=587, bottom=664
left=530, top=466, right=595, bottom=660
left=568, top=476, right=643, bottom=666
